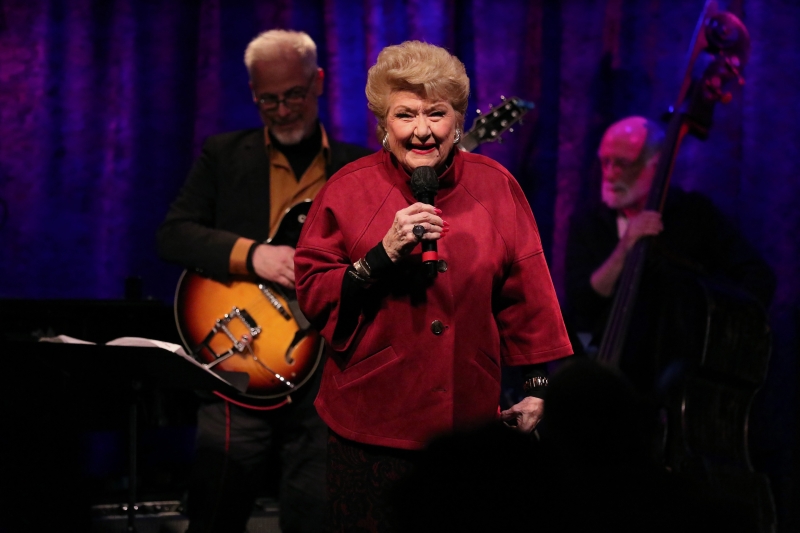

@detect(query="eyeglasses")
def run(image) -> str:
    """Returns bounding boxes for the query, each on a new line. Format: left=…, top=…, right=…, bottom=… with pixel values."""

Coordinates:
left=257, top=72, right=317, bottom=112
left=599, top=156, right=645, bottom=174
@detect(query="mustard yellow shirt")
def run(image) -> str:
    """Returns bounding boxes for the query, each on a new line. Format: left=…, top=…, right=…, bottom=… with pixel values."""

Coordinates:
left=229, top=126, right=331, bottom=275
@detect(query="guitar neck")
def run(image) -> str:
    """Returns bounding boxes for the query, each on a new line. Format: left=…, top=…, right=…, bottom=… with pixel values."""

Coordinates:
left=459, top=97, right=535, bottom=154
left=458, top=135, right=481, bottom=153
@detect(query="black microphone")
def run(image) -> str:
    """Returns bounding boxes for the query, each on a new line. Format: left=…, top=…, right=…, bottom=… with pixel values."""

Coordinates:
left=409, top=166, right=439, bottom=277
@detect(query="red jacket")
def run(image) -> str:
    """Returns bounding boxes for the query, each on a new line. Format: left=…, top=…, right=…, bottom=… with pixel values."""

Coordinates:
left=295, top=149, right=572, bottom=449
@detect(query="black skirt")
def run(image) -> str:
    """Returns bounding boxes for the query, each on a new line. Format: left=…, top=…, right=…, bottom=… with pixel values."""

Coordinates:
left=326, top=429, right=419, bottom=533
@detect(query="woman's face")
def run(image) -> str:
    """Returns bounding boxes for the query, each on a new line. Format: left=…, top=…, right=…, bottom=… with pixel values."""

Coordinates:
left=385, top=91, right=457, bottom=174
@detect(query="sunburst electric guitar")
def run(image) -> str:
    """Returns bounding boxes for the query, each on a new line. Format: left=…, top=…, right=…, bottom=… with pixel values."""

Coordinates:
left=174, top=96, right=534, bottom=408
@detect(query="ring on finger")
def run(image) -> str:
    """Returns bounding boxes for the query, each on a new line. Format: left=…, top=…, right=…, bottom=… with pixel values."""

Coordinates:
left=412, top=224, right=425, bottom=240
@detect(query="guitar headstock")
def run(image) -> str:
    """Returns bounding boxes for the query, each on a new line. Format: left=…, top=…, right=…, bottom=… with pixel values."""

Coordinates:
left=459, top=96, right=535, bottom=153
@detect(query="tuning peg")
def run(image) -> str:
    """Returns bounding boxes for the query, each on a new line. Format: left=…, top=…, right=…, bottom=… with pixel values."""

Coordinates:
left=721, top=56, right=745, bottom=86
left=509, top=128, right=514, bottom=133
left=703, top=77, right=734, bottom=104
left=497, top=136, right=504, bottom=144
left=476, top=109, right=482, bottom=115
left=500, top=95, right=506, bottom=101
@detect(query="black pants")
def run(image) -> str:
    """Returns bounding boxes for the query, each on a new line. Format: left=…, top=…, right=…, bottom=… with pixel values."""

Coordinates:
left=186, top=373, right=327, bottom=533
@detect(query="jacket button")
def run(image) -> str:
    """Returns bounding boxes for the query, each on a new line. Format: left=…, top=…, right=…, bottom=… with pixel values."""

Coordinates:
left=431, top=320, right=444, bottom=335
left=437, top=259, right=448, bottom=273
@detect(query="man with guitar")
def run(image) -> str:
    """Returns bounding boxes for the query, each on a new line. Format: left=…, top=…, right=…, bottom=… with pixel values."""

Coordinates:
left=157, top=29, right=370, bottom=533
left=564, top=115, right=775, bottom=389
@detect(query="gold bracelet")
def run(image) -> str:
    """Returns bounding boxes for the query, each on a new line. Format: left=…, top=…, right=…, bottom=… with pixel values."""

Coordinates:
left=353, top=257, right=373, bottom=279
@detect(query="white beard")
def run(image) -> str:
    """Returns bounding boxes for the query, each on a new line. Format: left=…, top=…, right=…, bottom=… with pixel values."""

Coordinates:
left=270, top=124, right=307, bottom=145
left=602, top=183, right=631, bottom=209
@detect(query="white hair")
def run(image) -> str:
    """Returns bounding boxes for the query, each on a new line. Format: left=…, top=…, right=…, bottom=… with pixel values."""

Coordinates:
left=243, top=29, right=318, bottom=77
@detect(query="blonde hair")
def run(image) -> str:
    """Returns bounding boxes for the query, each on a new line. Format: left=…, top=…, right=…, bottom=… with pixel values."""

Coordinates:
left=366, top=41, right=470, bottom=140
left=244, top=29, right=317, bottom=78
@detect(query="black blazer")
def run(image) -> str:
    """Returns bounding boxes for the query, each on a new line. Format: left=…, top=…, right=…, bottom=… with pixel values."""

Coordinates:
left=157, top=127, right=372, bottom=281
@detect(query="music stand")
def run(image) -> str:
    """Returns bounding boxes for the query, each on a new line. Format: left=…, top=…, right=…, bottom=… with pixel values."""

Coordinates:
left=26, top=341, right=249, bottom=533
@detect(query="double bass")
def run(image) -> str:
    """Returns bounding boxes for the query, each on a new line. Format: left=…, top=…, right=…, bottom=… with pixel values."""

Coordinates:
left=596, top=2, right=775, bottom=530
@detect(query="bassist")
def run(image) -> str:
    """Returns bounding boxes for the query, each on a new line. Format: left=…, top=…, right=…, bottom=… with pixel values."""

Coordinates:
left=565, top=116, right=775, bottom=391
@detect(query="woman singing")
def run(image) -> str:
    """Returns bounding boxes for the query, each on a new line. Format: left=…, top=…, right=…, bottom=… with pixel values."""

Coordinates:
left=295, top=40, right=572, bottom=531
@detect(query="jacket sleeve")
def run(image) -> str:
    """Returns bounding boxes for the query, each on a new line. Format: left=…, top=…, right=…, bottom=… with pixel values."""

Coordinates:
left=295, top=189, right=364, bottom=352
left=156, top=136, right=244, bottom=282
left=495, top=179, right=573, bottom=365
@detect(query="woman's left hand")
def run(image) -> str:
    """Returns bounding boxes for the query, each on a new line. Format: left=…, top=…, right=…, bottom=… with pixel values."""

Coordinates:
left=500, top=397, right=544, bottom=433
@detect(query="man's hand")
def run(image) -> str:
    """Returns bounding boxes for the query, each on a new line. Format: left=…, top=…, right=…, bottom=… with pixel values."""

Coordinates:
left=500, top=396, right=544, bottom=434
left=251, top=244, right=295, bottom=289
left=620, top=210, right=663, bottom=252
left=590, top=210, right=663, bottom=297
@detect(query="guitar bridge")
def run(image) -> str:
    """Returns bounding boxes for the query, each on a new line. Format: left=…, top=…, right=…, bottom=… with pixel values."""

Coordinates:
left=194, top=306, right=262, bottom=367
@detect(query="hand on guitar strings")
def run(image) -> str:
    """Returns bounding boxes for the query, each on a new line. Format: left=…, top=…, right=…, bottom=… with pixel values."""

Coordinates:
left=252, top=244, right=296, bottom=289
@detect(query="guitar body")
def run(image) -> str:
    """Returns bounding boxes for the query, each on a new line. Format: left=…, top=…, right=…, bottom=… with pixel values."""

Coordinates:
left=175, top=273, right=322, bottom=403
left=174, top=201, right=322, bottom=407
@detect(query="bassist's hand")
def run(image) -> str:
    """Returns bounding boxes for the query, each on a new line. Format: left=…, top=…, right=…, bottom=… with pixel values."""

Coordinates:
left=621, top=210, right=663, bottom=252
left=590, top=210, right=663, bottom=297
left=252, top=244, right=295, bottom=289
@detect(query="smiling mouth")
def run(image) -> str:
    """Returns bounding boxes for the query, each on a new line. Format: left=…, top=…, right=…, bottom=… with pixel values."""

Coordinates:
left=410, top=144, right=436, bottom=154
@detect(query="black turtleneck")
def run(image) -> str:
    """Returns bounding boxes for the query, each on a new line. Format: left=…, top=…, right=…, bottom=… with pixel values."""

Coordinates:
left=269, top=122, right=323, bottom=181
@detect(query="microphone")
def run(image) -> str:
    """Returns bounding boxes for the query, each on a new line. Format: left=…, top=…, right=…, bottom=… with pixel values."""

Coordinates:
left=409, top=166, right=439, bottom=277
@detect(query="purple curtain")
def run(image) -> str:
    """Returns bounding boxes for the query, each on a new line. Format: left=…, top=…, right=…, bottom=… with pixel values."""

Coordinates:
left=1, top=0, right=798, bottom=521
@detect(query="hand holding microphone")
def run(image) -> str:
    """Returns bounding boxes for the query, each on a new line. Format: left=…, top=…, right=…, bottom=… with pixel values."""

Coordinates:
left=409, top=167, right=440, bottom=272
left=380, top=166, right=449, bottom=267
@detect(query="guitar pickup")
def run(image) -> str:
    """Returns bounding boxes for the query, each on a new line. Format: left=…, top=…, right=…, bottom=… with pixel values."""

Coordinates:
left=258, top=284, right=292, bottom=320
left=236, top=308, right=259, bottom=334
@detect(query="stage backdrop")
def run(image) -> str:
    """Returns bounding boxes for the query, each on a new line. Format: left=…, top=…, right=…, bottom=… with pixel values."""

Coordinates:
left=0, top=0, right=797, bottom=523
